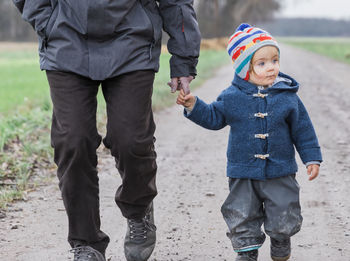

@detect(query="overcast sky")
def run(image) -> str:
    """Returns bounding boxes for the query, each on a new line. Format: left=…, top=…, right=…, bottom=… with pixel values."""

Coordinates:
left=279, top=0, right=350, bottom=20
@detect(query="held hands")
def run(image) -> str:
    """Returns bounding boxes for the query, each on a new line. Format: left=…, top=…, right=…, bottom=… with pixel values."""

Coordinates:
left=176, top=88, right=196, bottom=110
left=168, top=76, right=194, bottom=95
left=307, top=164, right=320, bottom=181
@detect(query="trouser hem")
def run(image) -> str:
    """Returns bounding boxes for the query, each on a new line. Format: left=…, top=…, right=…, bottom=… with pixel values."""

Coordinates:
left=234, top=244, right=263, bottom=252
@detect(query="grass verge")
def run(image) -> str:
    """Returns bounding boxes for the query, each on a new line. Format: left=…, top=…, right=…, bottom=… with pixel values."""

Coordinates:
left=279, top=37, right=350, bottom=65
left=0, top=107, right=53, bottom=209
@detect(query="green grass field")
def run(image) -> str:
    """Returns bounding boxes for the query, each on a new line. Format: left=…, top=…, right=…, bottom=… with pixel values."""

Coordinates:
left=0, top=49, right=229, bottom=116
left=0, top=50, right=50, bottom=115
left=279, top=37, right=350, bottom=65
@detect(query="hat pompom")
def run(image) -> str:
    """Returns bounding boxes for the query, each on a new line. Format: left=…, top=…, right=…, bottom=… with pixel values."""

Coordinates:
left=235, top=23, right=251, bottom=32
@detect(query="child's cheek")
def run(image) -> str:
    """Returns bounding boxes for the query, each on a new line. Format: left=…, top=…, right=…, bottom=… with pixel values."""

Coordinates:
left=254, top=69, right=266, bottom=79
left=252, top=66, right=265, bottom=78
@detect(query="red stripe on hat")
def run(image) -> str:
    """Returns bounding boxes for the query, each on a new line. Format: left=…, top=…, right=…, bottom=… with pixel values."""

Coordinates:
left=228, top=31, right=243, bottom=44
left=232, top=46, right=246, bottom=60
left=244, top=71, right=249, bottom=81
left=253, top=35, right=272, bottom=43
left=247, top=27, right=254, bottom=33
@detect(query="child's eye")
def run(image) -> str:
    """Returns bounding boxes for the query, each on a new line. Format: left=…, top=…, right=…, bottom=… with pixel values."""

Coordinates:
left=273, top=59, right=279, bottom=64
left=258, top=62, right=265, bottom=66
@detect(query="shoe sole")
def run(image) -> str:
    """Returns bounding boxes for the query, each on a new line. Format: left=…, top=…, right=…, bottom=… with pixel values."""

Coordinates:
left=271, top=254, right=291, bottom=261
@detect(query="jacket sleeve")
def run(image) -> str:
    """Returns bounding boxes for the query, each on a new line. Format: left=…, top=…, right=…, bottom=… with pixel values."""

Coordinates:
left=184, top=93, right=227, bottom=131
left=288, top=96, right=323, bottom=164
left=158, top=0, right=201, bottom=78
left=12, top=0, right=52, bottom=37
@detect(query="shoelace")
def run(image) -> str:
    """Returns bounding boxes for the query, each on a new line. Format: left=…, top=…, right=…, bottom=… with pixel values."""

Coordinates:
left=70, top=246, right=97, bottom=260
left=128, top=215, right=157, bottom=244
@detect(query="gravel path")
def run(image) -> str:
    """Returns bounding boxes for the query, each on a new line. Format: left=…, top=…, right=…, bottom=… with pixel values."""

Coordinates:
left=1, top=44, right=350, bottom=260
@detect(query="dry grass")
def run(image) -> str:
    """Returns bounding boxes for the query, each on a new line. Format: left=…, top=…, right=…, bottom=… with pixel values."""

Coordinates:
left=0, top=42, right=37, bottom=52
left=200, top=37, right=229, bottom=50
left=161, top=38, right=229, bottom=53
left=1, top=39, right=229, bottom=53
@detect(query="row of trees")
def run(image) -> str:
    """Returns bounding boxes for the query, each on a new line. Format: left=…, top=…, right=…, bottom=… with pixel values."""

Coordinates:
left=1, top=0, right=281, bottom=41
left=260, top=18, right=350, bottom=37
left=196, top=0, right=281, bottom=38
left=2, top=0, right=350, bottom=40
left=0, top=0, right=36, bottom=41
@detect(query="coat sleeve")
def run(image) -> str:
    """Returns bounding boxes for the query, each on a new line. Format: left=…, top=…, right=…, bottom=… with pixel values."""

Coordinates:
left=158, top=0, right=201, bottom=78
left=12, top=0, right=52, bottom=37
left=288, top=96, right=323, bottom=164
left=184, top=93, right=227, bottom=131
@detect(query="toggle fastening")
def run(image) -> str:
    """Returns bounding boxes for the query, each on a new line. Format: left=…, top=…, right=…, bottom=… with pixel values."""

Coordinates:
left=254, top=154, right=270, bottom=160
left=254, top=112, right=268, bottom=118
left=253, top=93, right=268, bottom=98
left=255, top=133, right=269, bottom=139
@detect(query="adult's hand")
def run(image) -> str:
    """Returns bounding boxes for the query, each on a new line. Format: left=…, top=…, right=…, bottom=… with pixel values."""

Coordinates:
left=167, top=76, right=194, bottom=95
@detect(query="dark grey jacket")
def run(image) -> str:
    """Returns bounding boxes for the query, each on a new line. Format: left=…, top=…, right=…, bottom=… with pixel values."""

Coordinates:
left=13, top=0, right=201, bottom=80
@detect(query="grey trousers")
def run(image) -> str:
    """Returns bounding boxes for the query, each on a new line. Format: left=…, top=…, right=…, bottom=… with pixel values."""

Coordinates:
left=221, top=175, right=302, bottom=252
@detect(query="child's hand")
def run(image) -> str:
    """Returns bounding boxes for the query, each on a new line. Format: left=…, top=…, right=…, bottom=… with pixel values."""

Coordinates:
left=176, top=89, right=196, bottom=110
left=307, top=164, right=319, bottom=181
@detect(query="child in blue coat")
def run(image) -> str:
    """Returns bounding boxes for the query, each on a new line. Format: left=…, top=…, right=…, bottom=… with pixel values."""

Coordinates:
left=177, top=24, right=322, bottom=261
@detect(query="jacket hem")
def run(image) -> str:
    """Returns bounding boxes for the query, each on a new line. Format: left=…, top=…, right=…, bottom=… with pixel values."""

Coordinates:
left=40, top=63, right=158, bottom=81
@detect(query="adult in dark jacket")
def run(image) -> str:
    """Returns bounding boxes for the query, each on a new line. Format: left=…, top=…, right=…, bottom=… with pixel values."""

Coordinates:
left=13, top=0, right=201, bottom=260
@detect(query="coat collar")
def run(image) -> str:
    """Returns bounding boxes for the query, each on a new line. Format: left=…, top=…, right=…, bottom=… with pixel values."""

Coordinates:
left=231, top=72, right=299, bottom=94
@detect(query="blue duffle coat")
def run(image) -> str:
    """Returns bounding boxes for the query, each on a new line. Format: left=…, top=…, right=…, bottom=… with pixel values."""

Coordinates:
left=184, top=72, right=322, bottom=180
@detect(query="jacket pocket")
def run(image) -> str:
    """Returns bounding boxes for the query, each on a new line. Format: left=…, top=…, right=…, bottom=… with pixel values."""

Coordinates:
left=140, top=0, right=163, bottom=43
left=44, top=2, right=58, bottom=38
left=40, top=2, right=59, bottom=51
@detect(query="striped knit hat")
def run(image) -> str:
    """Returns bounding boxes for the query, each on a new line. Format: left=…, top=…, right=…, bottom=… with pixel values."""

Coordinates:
left=227, top=23, right=279, bottom=81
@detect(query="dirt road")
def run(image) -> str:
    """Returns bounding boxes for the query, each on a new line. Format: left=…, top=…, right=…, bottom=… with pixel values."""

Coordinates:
left=1, top=44, right=350, bottom=260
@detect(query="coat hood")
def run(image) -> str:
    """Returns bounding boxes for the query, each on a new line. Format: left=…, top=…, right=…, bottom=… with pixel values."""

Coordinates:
left=232, top=72, right=299, bottom=94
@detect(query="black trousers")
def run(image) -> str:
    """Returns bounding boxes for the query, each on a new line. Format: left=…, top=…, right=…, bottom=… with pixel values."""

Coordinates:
left=46, top=70, right=158, bottom=254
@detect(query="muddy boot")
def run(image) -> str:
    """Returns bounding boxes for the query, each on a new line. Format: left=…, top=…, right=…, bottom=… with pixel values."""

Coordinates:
left=70, top=246, right=105, bottom=261
left=270, top=238, right=291, bottom=261
left=235, top=250, right=258, bottom=261
left=124, top=204, right=157, bottom=261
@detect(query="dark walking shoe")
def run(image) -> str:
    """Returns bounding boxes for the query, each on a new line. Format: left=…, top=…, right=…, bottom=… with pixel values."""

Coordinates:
left=124, top=205, right=157, bottom=261
left=270, top=238, right=291, bottom=261
left=70, top=246, right=105, bottom=261
left=235, top=250, right=258, bottom=261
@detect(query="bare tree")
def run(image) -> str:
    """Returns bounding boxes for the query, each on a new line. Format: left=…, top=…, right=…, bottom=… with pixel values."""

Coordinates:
left=0, top=0, right=281, bottom=41
left=0, top=0, right=38, bottom=41
left=197, top=0, right=281, bottom=38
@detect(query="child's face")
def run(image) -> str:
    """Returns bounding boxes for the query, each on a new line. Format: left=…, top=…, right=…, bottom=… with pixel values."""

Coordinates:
left=249, top=46, right=280, bottom=87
